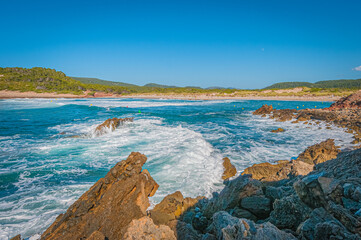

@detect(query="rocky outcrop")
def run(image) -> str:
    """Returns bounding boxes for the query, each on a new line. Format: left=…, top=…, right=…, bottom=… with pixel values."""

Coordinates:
left=326, top=90, right=361, bottom=110
left=296, top=139, right=341, bottom=164
left=123, top=216, right=176, bottom=240
left=242, top=139, right=340, bottom=182
left=253, top=104, right=273, bottom=115
left=271, top=128, right=285, bottom=133
left=150, top=191, right=202, bottom=226
left=94, top=117, right=133, bottom=136
left=270, top=109, right=297, bottom=122
left=222, top=157, right=237, bottom=180
left=207, top=211, right=296, bottom=240
left=41, top=152, right=159, bottom=240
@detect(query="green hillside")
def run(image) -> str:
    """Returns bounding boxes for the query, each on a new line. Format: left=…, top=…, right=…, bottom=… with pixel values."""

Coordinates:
left=71, top=77, right=139, bottom=88
left=265, top=79, right=361, bottom=89
left=143, top=83, right=178, bottom=88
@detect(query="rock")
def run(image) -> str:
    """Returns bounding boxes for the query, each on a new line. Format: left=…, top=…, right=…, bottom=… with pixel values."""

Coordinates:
left=242, top=162, right=289, bottom=181
left=240, top=196, right=271, bottom=219
left=202, top=175, right=263, bottom=218
left=123, top=216, right=176, bottom=240
left=229, top=207, right=257, bottom=221
left=342, top=197, right=361, bottom=213
left=9, top=235, right=21, bottom=240
left=201, top=233, right=217, bottom=240
left=94, top=117, right=133, bottom=136
left=296, top=139, right=340, bottom=165
left=222, top=157, right=237, bottom=180
left=41, top=152, right=159, bottom=240
left=192, top=212, right=208, bottom=233
left=268, top=195, right=312, bottom=230
left=168, top=220, right=202, bottom=240
left=270, top=109, right=297, bottom=122
left=208, top=211, right=296, bottom=240
left=271, top=128, right=285, bottom=133
left=150, top=191, right=202, bottom=226
left=297, top=207, right=361, bottom=240
left=242, top=160, right=313, bottom=182
left=86, top=231, right=105, bottom=240
left=326, top=90, right=361, bottom=110
left=253, top=104, right=273, bottom=115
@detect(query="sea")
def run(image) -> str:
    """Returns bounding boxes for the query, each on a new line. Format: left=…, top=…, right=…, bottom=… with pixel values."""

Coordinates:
left=0, top=98, right=354, bottom=239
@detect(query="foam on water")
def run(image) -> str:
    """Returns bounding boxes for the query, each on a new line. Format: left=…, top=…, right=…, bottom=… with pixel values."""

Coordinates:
left=0, top=98, right=356, bottom=239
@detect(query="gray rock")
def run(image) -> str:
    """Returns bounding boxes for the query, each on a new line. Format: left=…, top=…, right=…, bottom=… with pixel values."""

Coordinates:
left=268, top=195, right=311, bottom=230
left=208, top=211, right=296, bottom=240
left=229, top=207, right=257, bottom=221
left=240, top=196, right=271, bottom=219
left=342, top=197, right=361, bottom=213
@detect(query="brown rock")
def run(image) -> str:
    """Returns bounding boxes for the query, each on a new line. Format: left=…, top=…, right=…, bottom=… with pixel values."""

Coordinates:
left=41, top=152, right=159, bottom=240
left=271, top=128, right=285, bottom=133
left=222, top=157, right=237, bottom=180
left=86, top=231, right=105, bottom=240
left=270, top=109, right=297, bottom=122
left=326, top=90, right=361, bottom=110
left=253, top=104, right=273, bottom=115
left=150, top=191, right=202, bottom=226
left=9, top=235, right=21, bottom=240
left=123, top=216, right=176, bottom=240
left=94, top=117, right=133, bottom=136
left=297, top=139, right=340, bottom=165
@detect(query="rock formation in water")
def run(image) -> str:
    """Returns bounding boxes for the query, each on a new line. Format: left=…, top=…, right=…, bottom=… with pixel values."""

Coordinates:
left=271, top=128, right=285, bottom=133
left=242, top=139, right=339, bottom=182
left=41, top=152, right=159, bottom=240
left=94, top=117, right=133, bottom=136
left=222, top=157, right=237, bottom=180
left=253, top=104, right=273, bottom=115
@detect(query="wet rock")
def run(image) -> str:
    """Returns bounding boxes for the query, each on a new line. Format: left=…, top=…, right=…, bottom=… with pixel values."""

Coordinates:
left=268, top=195, right=312, bottom=230
left=123, top=216, right=176, bottom=240
left=208, top=211, right=296, bottom=240
left=168, top=220, right=202, bottom=240
left=94, top=117, right=133, bottom=136
left=253, top=104, right=273, bottom=115
left=150, top=191, right=202, bottom=226
left=9, top=235, right=21, bottom=240
left=270, top=109, right=297, bottom=122
left=41, top=152, right=159, bottom=240
left=240, top=196, right=271, bottom=219
left=222, top=157, right=237, bottom=180
left=296, top=139, right=340, bottom=165
left=271, top=128, right=285, bottom=133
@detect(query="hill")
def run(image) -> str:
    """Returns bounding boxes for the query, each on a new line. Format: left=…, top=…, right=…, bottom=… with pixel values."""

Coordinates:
left=71, top=77, right=139, bottom=88
left=265, top=79, right=361, bottom=89
left=143, top=83, right=179, bottom=88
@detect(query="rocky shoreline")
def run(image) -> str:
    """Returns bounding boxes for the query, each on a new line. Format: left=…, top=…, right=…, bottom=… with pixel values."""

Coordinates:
left=10, top=91, right=361, bottom=240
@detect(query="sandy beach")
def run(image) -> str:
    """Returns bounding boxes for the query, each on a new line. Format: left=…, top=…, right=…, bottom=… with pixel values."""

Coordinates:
left=0, top=90, right=341, bottom=102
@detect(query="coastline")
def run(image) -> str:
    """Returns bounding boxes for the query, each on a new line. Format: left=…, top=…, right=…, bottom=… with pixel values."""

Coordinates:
left=0, top=90, right=340, bottom=102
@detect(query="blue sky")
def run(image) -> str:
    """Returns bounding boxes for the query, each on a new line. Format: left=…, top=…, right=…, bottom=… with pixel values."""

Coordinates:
left=0, top=0, right=360, bottom=89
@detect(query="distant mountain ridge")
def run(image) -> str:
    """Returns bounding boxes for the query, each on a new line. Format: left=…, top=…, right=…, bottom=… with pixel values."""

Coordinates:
left=265, top=79, right=361, bottom=89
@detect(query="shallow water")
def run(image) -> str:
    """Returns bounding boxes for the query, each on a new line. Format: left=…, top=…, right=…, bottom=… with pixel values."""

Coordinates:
left=0, top=98, right=354, bottom=239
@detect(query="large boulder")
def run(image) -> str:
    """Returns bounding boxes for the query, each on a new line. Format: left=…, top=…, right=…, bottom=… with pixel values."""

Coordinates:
left=123, top=216, right=176, bottom=240
left=208, top=211, right=296, bottom=240
left=325, top=90, right=361, bottom=110
left=222, top=157, right=237, bottom=180
left=94, top=117, right=133, bottom=136
left=202, top=175, right=263, bottom=218
left=296, top=139, right=341, bottom=165
left=253, top=104, right=273, bottom=115
left=41, top=152, right=159, bottom=240
left=240, top=196, right=271, bottom=219
left=150, top=191, right=202, bottom=226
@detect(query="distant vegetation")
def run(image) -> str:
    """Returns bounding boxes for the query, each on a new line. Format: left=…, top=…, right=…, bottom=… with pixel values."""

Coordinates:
left=0, top=67, right=359, bottom=97
left=265, top=79, right=361, bottom=89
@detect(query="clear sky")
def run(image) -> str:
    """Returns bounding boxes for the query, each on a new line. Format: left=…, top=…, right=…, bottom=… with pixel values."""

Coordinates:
left=0, top=0, right=360, bottom=89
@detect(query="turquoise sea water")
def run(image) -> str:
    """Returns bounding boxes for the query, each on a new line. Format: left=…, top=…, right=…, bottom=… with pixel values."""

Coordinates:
left=0, top=98, right=355, bottom=239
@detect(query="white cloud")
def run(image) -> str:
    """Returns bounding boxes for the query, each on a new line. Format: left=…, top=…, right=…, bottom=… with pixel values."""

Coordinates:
left=353, top=65, right=361, bottom=71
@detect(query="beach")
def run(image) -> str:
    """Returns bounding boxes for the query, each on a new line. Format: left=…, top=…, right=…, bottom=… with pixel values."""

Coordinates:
left=0, top=90, right=341, bottom=102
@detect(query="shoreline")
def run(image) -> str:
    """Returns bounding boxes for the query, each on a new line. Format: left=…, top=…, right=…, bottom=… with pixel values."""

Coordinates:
left=0, top=90, right=340, bottom=102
